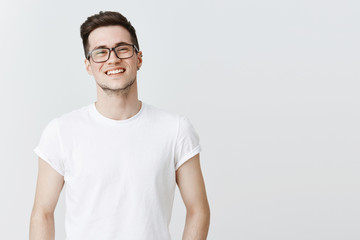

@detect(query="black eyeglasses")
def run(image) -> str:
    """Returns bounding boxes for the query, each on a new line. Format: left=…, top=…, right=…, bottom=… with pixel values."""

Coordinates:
left=87, top=44, right=139, bottom=63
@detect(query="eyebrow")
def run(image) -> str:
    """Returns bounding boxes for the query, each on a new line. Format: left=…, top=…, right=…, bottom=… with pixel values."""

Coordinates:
left=92, top=41, right=132, bottom=50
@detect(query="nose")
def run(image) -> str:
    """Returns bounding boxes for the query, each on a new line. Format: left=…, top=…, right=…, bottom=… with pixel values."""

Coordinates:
left=107, top=49, right=121, bottom=63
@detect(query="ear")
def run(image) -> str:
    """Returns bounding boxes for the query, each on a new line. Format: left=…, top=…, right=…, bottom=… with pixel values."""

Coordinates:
left=137, top=51, right=143, bottom=70
left=84, top=58, right=93, bottom=76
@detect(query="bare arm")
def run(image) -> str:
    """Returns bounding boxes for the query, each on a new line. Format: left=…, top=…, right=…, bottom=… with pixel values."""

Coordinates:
left=176, top=153, right=210, bottom=240
left=30, top=157, right=64, bottom=240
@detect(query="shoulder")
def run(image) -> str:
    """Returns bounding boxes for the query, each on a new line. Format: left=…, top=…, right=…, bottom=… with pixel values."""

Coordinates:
left=143, top=102, right=198, bottom=131
left=143, top=103, right=195, bottom=137
left=52, top=103, right=91, bottom=130
left=144, top=102, right=183, bottom=123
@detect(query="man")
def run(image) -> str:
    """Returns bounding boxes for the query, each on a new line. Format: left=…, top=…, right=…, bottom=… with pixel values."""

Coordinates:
left=30, top=11, right=210, bottom=240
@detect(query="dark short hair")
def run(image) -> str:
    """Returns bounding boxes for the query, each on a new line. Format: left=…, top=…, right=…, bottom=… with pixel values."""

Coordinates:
left=80, top=11, right=139, bottom=58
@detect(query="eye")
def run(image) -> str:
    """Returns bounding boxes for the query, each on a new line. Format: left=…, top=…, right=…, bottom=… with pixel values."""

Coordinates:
left=116, top=46, right=131, bottom=53
left=94, top=49, right=108, bottom=56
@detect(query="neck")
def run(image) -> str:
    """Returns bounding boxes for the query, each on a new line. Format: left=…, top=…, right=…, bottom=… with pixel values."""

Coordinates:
left=95, top=79, right=141, bottom=121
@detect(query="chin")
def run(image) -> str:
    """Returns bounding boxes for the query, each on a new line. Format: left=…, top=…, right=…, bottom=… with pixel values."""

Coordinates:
left=99, top=80, right=135, bottom=92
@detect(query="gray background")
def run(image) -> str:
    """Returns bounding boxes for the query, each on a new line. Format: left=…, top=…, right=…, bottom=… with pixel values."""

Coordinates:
left=1, top=0, right=359, bottom=239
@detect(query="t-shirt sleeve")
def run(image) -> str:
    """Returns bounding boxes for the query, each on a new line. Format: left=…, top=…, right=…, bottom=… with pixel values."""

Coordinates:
left=33, top=118, right=65, bottom=176
left=174, top=115, right=202, bottom=171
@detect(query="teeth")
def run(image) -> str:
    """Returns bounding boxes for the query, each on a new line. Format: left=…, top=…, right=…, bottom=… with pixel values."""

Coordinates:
left=107, top=69, right=124, bottom=75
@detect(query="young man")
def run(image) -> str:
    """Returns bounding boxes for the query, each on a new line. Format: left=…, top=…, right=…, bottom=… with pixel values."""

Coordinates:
left=30, top=11, right=210, bottom=240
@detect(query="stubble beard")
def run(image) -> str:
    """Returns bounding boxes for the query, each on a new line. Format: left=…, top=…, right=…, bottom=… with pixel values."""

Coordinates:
left=97, top=76, right=136, bottom=97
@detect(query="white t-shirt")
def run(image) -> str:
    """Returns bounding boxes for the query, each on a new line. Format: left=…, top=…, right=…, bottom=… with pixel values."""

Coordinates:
left=33, top=101, right=202, bottom=240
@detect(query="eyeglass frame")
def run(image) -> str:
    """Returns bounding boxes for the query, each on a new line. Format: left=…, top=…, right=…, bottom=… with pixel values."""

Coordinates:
left=87, top=44, right=140, bottom=63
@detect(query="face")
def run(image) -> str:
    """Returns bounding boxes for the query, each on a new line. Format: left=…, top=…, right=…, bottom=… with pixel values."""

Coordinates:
left=85, top=25, right=142, bottom=94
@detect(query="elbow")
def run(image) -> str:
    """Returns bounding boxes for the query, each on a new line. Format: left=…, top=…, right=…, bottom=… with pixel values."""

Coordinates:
left=30, top=207, right=54, bottom=221
left=186, top=203, right=211, bottom=220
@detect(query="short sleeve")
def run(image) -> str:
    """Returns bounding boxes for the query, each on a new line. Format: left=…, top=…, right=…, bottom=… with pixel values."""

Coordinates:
left=174, top=115, right=202, bottom=171
left=33, top=118, right=65, bottom=176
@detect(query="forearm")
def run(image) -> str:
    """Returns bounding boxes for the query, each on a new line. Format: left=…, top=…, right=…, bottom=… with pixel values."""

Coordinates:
left=182, top=209, right=210, bottom=240
left=29, top=211, right=55, bottom=240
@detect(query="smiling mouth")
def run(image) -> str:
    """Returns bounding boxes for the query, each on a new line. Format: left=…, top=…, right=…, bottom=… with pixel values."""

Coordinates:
left=106, top=68, right=125, bottom=75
